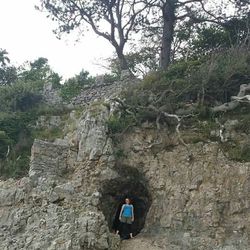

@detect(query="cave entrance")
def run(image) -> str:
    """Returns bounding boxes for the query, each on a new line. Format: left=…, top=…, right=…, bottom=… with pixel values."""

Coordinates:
left=99, top=172, right=151, bottom=237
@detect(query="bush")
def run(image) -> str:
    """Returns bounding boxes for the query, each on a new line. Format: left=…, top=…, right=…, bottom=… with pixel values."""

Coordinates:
left=123, top=46, right=250, bottom=115
left=0, top=139, right=33, bottom=179
left=102, top=73, right=119, bottom=83
left=222, top=141, right=250, bottom=162
left=113, top=45, right=250, bottom=147
left=0, top=151, right=30, bottom=179
left=32, top=127, right=63, bottom=142
left=0, top=81, right=43, bottom=112
left=107, top=114, right=136, bottom=134
left=60, top=70, right=94, bottom=101
left=0, top=111, right=36, bottom=178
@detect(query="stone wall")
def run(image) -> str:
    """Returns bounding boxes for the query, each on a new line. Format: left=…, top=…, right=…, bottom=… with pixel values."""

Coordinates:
left=29, top=139, right=74, bottom=185
left=71, top=78, right=139, bottom=106
left=41, top=75, right=139, bottom=107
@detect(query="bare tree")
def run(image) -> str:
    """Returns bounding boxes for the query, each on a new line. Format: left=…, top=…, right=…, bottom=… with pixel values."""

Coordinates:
left=38, top=0, right=153, bottom=71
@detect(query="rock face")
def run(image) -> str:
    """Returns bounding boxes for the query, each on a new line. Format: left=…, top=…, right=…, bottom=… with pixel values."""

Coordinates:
left=42, top=82, right=62, bottom=105
left=0, top=102, right=249, bottom=250
left=35, top=116, right=62, bottom=129
left=117, top=129, right=250, bottom=249
left=0, top=104, right=120, bottom=250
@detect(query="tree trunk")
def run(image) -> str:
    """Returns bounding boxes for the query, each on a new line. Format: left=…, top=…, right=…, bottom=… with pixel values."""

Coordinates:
left=116, top=48, right=129, bottom=71
left=160, top=0, right=176, bottom=70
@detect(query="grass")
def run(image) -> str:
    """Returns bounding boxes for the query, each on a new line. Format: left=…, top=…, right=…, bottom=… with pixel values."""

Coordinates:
left=31, top=127, right=63, bottom=142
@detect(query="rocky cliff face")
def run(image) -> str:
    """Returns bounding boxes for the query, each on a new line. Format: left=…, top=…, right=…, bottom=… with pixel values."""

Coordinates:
left=0, top=99, right=249, bottom=250
left=117, top=129, right=250, bottom=249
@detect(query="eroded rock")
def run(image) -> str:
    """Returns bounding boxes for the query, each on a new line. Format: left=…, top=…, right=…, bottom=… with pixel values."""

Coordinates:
left=0, top=102, right=249, bottom=250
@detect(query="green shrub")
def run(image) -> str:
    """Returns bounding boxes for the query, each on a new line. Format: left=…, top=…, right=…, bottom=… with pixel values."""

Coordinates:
left=232, top=107, right=250, bottom=134
left=32, top=127, right=63, bottom=141
left=102, top=73, right=119, bottom=83
left=35, top=104, right=72, bottom=116
left=0, top=132, right=34, bottom=179
left=222, top=141, right=250, bottom=162
left=60, top=80, right=83, bottom=101
left=122, top=46, right=250, bottom=122
left=0, top=81, right=43, bottom=112
left=0, top=148, right=31, bottom=179
left=0, top=111, right=37, bottom=179
left=114, top=149, right=126, bottom=159
left=107, top=114, right=136, bottom=134
left=60, top=70, right=94, bottom=101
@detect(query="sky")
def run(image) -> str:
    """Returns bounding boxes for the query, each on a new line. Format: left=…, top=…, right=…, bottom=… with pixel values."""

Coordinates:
left=0, top=0, right=114, bottom=78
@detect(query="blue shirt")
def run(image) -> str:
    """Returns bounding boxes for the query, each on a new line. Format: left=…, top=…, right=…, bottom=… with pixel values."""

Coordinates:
left=122, top=204, right=133, bottom=217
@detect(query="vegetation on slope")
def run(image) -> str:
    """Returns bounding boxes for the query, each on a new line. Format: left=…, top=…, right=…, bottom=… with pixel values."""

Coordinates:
left=108, top=46, right=250, bottom=161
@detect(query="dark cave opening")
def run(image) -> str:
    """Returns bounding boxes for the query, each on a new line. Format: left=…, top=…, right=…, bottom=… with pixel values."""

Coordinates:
left=99, top=174, right=151, bottom=237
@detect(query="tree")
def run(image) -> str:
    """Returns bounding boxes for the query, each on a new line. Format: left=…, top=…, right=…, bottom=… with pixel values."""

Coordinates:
left=0, top=66, right=17, bottom=85
left=0, top=49, right=10, bottom=67
left=109, top=47, right=159, bottom=77
left=19, top=57, right=62, bottom=87
left=145, top=0, right=249, bottom=69
left=0, top=49, right=17, bottom=85
left=20, top=57, right=50, bottom=82
left=38, top=0, right=152, bottom=71
left=189, top=16, right=250, bottom=57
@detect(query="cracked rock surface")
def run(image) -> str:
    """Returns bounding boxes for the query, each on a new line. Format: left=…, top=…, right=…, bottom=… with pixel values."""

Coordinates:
left=0, top=102, right=249, bottom=250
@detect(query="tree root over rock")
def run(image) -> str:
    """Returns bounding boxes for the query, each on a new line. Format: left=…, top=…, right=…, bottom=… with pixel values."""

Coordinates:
left=111, top=98, right=194, bottom=156
left=211, top=83, right=250, bottom=113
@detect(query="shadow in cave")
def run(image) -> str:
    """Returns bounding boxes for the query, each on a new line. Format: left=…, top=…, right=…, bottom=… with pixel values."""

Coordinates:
left=99, top=169, right=151, bottom=238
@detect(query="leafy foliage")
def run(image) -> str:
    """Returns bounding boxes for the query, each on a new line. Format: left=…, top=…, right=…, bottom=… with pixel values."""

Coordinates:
left=118, top=46, right=250, bottom=127
left=0, top=81, right=43, bottom=112
left=60, top=70, right=93, bottom=101
left=0, top=66, right=18, bottom=85
left=19, top=57, right=62, bottom=87
left=0, top=52, right=65, bottom=179
left=0, top=49, right=18, bottom=85
left=31, top=127, right=63, bottom=142
left=189, top=15, right=250, bottom=58
left=0, top=111, right=36, bottom=178
left=222, top=141, right=250, bottom=162
left=0, top=49, right=10, bottom=67
left=107, top=114, right=136, bottom=135
left=38, top=0, right=151, bottom=70
left=109, top=46, right=159, bottom=77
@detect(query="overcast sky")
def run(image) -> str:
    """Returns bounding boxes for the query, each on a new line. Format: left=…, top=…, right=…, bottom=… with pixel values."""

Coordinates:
left=0, top=0, right=114, bottom=78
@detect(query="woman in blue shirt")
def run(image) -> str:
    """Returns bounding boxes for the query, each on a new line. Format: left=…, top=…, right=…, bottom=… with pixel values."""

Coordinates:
left=117, top=198, right=134, bottom=239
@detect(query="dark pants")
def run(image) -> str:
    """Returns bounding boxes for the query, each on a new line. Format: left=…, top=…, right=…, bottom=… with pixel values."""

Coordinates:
left=119, top=222, right=132, bottom=239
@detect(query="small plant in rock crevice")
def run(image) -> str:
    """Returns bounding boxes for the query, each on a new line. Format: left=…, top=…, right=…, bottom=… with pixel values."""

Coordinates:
left=221, top=141, right=250, bottom=162
left=107, top=114, right=136, bottom=135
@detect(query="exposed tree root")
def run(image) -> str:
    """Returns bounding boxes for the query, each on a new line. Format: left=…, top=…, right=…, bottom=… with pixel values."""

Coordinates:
left=134, top=137, right=163, bottom=151
left=111, top=98, right=193, bottom=154
left=5, top=145, right=10, bottom=158
left=211, top=83, right=250, bottom=113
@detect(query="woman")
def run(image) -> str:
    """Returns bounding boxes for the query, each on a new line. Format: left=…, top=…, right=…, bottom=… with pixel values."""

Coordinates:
left=117, top=198, right=134, bottom=239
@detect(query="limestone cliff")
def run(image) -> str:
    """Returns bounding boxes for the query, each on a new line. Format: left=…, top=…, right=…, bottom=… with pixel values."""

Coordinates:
left=0, top=96, right=249, bottom=250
